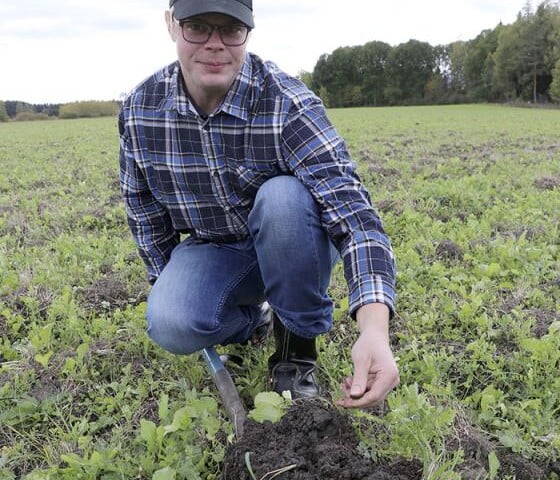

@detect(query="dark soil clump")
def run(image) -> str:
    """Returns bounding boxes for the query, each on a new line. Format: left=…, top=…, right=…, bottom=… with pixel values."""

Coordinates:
left=221, top=400, right=422, bottom=480
left=499, top=453, right=548, bottom=479
left=529, top=308, right=559, bottom=338
left=80, top=274, right=142, bottom=313
left=452, top=416, right=552, bottom=479
left=0, top=313, right=7, bottom=337
left=534, top=175, right=560, bottom=190
left=435, top=240, right=464, bottom=262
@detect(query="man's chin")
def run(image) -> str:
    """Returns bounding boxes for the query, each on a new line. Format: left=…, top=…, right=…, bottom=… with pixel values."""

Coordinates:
left=198, top=75, right=236, bottom=94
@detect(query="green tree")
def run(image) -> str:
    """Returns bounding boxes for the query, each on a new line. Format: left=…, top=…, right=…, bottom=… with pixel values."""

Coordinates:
left=358, top=41, right=392, bottom=106
left=523, top=2, right=557, bottom=102
left=448, top=41, right=468, bottom=94
left=494, top=23, right=524, bottom=99
left=385, top=40, right=435, bottom=103
left=0, top=101, right=8, bottom=122
left=15, top=101, right=33, bottom=116
left=540, top=1, right=560, bottom=98
left=59, top=100, right=120, bottom=119
left=330, top=46, right=364, bottom=107
left=495, top=2, right=560, bottom=102
left=463, top=27, right=502, bottom=100
left=550, top=58, right=560, bottom=101
left=318, top=85, right=330, bottom=108
left=311, top=53, right=334, bottom=104
left=297, top=70, right=314, bottom=90
left=424, top=74, right=448, bottom=102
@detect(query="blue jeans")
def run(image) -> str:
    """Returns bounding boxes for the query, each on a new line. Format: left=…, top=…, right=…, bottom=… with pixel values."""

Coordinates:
left=146, top=176, right=339, bottom=355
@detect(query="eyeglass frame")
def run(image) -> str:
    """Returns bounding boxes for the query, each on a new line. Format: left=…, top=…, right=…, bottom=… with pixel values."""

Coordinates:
left=173, top=18, right=251, bottom=47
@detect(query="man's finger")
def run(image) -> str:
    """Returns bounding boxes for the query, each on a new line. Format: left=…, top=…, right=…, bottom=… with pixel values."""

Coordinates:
left=350, top=354, right=371, bottom=398
left=339, top=377, right=352, bottom=398
left=342, top=376, right=352, bottom=390
left=338, top=382, right=387, bottom=408
left=339, top=369, right=399, bottom=408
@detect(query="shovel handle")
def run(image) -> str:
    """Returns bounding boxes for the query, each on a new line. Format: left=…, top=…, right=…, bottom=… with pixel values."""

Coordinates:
left=202, top=347, right=246, bottom=438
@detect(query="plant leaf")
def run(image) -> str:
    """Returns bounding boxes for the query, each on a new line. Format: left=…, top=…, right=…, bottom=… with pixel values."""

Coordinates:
left=248, top=392, right=290, bottom=424
left=488, top=451, right=500, bottom=479
left=153, top=466, right=176, bottom=480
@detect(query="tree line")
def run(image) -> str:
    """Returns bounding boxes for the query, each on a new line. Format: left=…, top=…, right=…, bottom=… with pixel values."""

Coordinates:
left=3, top=101, right=60, bottom=118
left=0, top=100, right=120, bottom=122
left=304, top=1, right=560, bottom=107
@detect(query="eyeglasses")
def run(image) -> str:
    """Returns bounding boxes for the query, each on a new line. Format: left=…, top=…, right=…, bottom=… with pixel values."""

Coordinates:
left=174, top=20, right=250, bottom=47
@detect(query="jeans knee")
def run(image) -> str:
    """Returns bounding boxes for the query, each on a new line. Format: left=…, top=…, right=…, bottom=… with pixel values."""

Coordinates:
left=146, top=302, right=209, bottom=355
left=249, top=176, right=318, bottom=241
left=255, top=176, right=314, bottom=215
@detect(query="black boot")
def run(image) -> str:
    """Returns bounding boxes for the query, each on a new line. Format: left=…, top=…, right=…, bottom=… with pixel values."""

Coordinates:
left=268, top=314, right=319, bottom=399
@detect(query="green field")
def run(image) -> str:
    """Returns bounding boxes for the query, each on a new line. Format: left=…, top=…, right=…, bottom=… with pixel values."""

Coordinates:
left=1, top=105, right=559, bottom=479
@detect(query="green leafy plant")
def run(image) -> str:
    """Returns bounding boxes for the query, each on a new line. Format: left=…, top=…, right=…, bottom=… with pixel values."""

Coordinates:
left=248, top=391, right=291, bottom=424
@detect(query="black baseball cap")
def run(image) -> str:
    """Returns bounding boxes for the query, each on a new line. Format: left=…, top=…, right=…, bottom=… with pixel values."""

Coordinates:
left=169, top=0, right=254, bottom=28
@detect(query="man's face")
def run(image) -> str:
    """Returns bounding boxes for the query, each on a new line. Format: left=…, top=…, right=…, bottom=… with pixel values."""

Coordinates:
left=166, top=12, right=248, bottom=107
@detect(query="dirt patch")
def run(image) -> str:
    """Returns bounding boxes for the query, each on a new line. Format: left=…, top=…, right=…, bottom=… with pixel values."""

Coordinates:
left=358, top=150, right=401, bottom=184
left=492, top=223, right=545, bottom=241
left=0, top=314, right=7, bottom=363
left=450, top=413, right=492, bottom=479
left=500, top=286, right=530, bottom=314
left=0, top=204, right=15, bottom=216
left=367, top=164, right=401, bottom=179
left=30, top=360, right=63, bottom=402
left=451, top=412, right=551, bottom=479
left=534, top=176, right=560, bottom=190
left=543, top=276, right=560, bottom=289
left=492, top=330, right=519, bottom=356
left=221, top=400, right=422, bottom=480
left=499, top=453, right=548, bottom=479
left=1, top=285, right=53, bottom=326
left=376, top=199, right=404, bottom=216
left=0, top=312, right=7, bottom=337
left=435, top=240, right=464, bottom=262
left=79, top=274, right=139, bottom=313
left=1, top=210, right=29, bottom=237
left=529, top=308, right=559, bottom=338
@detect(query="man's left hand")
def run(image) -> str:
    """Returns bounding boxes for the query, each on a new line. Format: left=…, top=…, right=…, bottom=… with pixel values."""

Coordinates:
left=336, top=303, right=399, bottom=409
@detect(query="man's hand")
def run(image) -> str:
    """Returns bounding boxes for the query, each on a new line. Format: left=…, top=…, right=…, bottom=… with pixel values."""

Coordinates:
left=336, top=303, right=399, bottom=409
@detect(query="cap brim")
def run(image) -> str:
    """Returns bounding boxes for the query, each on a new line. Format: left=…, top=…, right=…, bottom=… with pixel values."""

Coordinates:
left=173, top=0, right=254, bottom=28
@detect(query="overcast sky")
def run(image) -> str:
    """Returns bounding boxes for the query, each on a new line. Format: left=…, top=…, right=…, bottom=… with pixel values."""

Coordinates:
left=0, top=0, right=524, bottom=104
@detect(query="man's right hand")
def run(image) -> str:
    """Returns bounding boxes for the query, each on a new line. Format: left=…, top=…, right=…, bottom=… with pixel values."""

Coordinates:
left=336, top=303, right=399, bottom=409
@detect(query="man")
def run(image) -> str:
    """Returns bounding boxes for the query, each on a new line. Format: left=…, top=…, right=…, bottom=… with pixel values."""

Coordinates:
left=119, top=0, right=399, bottom=408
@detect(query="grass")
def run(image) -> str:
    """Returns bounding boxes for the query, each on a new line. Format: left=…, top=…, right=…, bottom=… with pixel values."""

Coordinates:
left=0, top=105, right=559, bottom=479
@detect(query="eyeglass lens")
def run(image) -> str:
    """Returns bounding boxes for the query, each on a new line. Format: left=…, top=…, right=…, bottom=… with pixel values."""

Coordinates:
left=182, top=21, right=249, bottom=46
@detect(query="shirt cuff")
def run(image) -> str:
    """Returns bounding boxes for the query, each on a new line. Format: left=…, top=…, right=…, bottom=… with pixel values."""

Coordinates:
left=348, top=274, right=396, bottom=320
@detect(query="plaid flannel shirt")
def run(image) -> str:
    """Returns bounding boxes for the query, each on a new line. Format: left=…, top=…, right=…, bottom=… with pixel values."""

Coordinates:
left=119, top=53, right=396, bottom=317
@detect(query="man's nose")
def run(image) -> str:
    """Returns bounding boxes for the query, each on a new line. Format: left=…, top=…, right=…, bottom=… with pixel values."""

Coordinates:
left=205, top=27, right=224, bottom=48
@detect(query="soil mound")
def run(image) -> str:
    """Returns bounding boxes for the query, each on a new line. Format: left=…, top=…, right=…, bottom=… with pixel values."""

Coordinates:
left=221, top=399, right=421, bottom=480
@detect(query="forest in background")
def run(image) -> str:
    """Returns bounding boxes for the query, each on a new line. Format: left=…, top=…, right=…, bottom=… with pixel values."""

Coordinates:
left=303, top=1, right=560, bottom=107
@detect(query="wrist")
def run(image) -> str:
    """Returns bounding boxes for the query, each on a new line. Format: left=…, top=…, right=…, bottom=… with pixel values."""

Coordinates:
left=356, top=303, right=390, bottom=337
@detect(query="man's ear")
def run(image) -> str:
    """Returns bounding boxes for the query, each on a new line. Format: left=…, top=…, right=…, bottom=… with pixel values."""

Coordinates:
left=165, top=10, right=177, bottom=41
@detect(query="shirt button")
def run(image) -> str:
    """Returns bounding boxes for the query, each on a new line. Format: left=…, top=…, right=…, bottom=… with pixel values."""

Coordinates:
left=212, top=171, right=220, bottom=177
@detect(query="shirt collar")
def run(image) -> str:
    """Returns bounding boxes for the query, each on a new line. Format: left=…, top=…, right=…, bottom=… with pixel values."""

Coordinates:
left=160, top=56, right=253, bottom=121
left=157, top=62, right=191, bottom=115
left=218, top=53, right=253, bottom=121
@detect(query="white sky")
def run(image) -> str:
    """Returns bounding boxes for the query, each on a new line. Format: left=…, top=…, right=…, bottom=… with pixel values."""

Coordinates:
left=0, top=0, right=523, bottom=104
